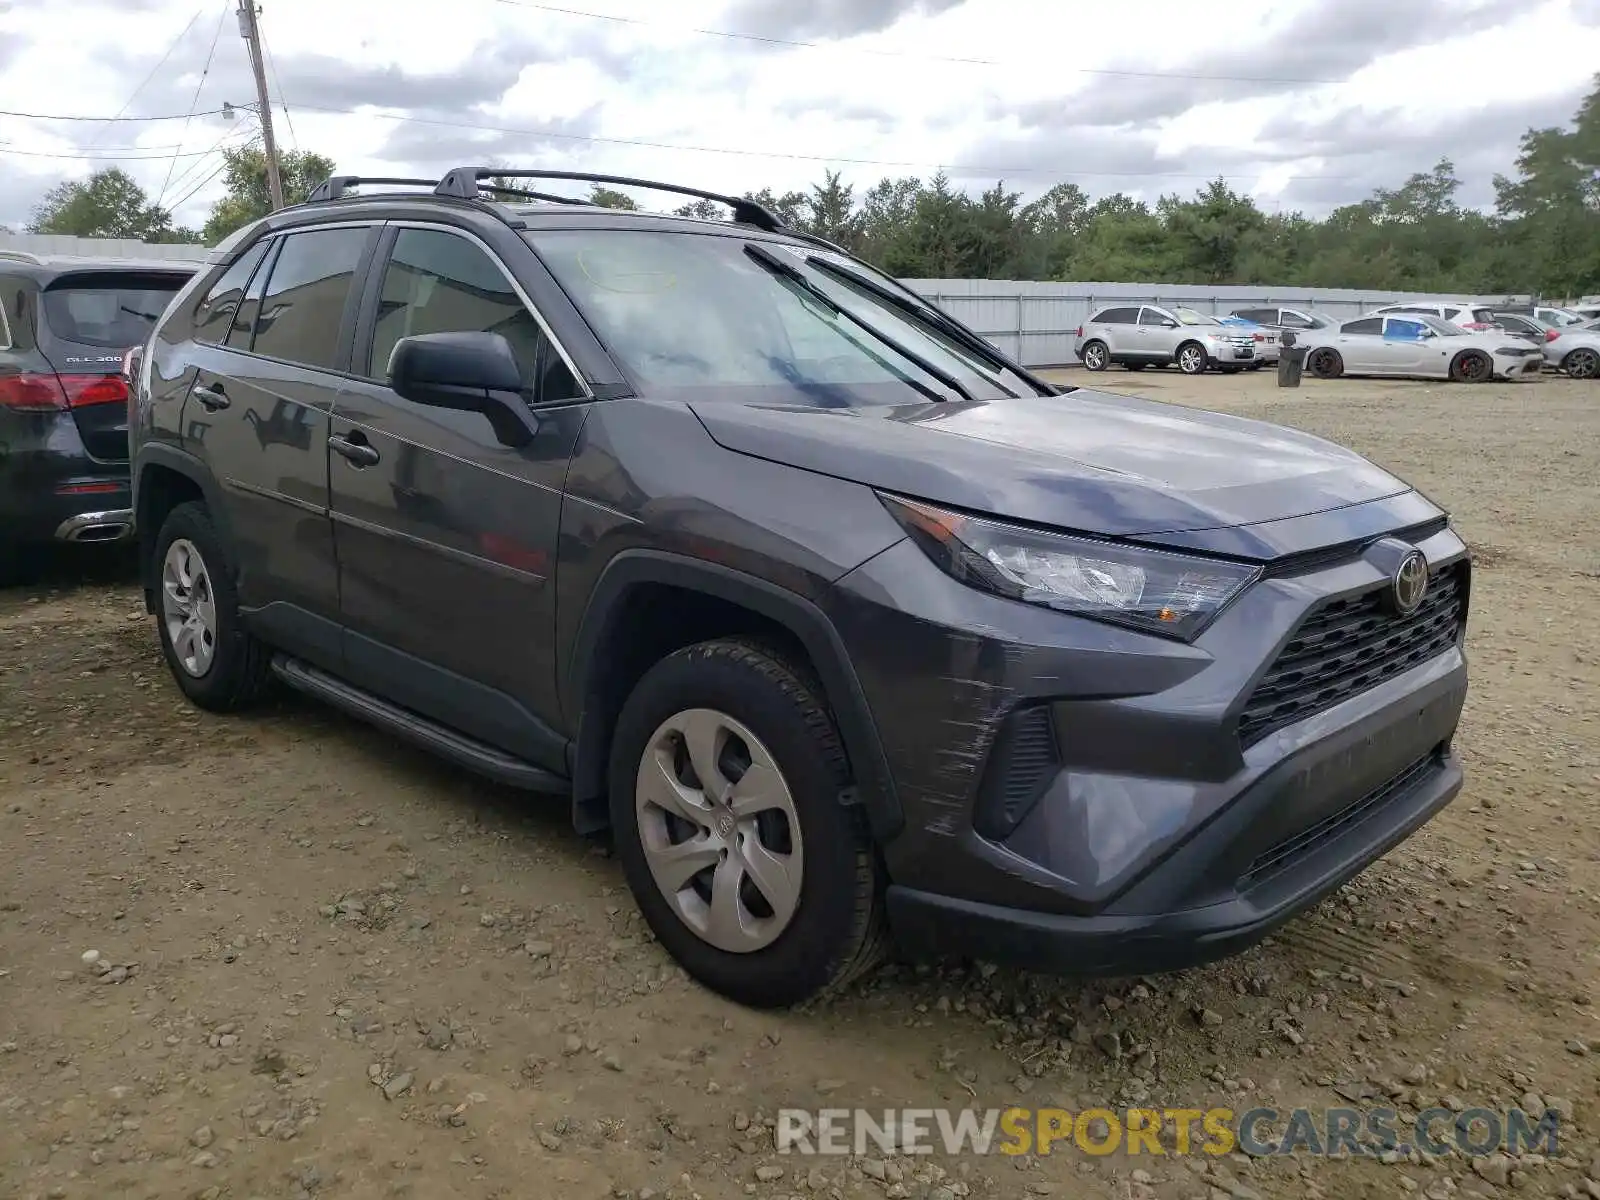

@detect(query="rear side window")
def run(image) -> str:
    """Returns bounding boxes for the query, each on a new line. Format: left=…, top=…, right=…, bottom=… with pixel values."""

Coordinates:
left=1279, top=310, right=1313, bottom=328
left=40, top=272, right=190, bottom=349
left=194, top=240, right=271, bottom=344
left=1092, top=307, right=1138, bottom=324
left=250, top=227, right=369, bottom=369
left=1342, top=318, right=1382, bottom=335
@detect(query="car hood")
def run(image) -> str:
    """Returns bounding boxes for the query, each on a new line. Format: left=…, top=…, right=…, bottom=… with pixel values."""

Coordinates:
left=689, top=389, right=1413, bottom=539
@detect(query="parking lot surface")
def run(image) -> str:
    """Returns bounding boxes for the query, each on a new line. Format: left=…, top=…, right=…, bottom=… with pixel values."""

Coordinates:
left=3, top=371, right=1598, bottom=1200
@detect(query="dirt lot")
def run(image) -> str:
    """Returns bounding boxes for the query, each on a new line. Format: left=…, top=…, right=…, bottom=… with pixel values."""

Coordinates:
left=2, top=370, right=1598, bottom=1200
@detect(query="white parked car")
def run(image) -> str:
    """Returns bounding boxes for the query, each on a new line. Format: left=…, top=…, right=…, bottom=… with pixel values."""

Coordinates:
left=1073, top=303, right=1261, bottom=374
left=1367, top=301, right=1489, bottom=330
left=1298, top=313, right=1546, bottom=383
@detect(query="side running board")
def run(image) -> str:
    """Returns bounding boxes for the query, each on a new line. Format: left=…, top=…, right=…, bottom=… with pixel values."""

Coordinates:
left=271, top=656, right=570, bottom=794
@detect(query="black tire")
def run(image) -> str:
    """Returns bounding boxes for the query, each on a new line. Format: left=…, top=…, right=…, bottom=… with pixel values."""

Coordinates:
left=1449, top=350, right=1492, bottom=384
left=608, top=638, right=886, bottom=1008
left=1562, top=347, right=1599, bottom=379
left=151, top=501, right=274, bottom=712
left=1176, top=342, right=1208, bottom=375
left=1080, top=341, right=1109, bottom=371
left=1307, top=348, right=1343, bottom=379
left=1248, top=361, right=1265, bottom=371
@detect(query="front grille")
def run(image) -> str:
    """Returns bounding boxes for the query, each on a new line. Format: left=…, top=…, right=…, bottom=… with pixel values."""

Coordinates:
left=1238, top=560, right=1467, bottom=748
left=1241, top=753, right=1439, bottom=887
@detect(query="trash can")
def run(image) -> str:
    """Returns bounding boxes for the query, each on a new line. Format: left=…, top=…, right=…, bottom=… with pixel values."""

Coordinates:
left=1277, top=339, right=1307, bottom=388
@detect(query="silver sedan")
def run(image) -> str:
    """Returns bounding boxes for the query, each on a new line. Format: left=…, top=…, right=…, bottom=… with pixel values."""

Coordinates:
left=1297, top=313, right=1545, bottom=383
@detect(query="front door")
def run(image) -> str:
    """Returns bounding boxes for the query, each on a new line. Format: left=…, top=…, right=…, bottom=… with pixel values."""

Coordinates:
left=1378, top=317, right=1431, bottom=372
left=327, top=222, right=590, bottom=768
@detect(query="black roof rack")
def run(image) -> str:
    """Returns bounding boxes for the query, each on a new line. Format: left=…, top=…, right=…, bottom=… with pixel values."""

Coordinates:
left=434, top=168, right=785, bottom=231
left=306, top=175, right=440, bottom=202
left=478, top=184, right=596, bottom=207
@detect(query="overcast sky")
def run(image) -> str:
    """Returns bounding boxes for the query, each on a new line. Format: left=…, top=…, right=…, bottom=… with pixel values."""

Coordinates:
left=3, top=0, right=1599, bottom=233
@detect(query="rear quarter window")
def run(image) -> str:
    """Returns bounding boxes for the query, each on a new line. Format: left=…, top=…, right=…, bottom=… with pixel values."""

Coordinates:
left=40, top=271, right=192, bottom=349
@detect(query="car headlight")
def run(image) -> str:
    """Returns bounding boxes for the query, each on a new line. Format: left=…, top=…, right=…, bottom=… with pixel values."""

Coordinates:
left=880, top=494, right=1261, bottom=641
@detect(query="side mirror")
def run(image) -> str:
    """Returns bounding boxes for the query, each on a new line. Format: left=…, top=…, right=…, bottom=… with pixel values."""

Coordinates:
left=387, top=331, right=534, bottom=448
left=1162, top=319, right=1179, bottom=328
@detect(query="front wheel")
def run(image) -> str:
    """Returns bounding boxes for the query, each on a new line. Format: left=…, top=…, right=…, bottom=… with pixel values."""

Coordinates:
left=1080, top=341, right=1109, bottom=371
left=1449, top=350, right=1492, bottom=383
left=152, top=502, right=274, bottom=711
left=1176, top=343, right=1208, bottom=375
left=1562, top=347, right=1599, bottom=379
left=609, top=639, right=885, bottom=1008
left=1307, top=348, right=1343, bottom=379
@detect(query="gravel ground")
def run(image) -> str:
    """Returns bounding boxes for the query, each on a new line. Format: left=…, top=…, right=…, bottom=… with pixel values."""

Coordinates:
left=2, top=371, right=1598, bottom=1200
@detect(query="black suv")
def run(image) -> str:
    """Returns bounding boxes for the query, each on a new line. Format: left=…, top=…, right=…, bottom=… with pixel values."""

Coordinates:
left=129, top=169, right=1471, bottom=1007
left=1, top=251, right=195, bottom=577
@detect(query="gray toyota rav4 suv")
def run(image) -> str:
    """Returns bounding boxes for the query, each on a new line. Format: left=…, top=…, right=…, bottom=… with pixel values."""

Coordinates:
left=129, top=169, right=1471, bottom=1007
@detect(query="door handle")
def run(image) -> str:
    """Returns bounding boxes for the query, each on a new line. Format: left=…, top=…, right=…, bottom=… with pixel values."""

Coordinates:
left=193, top=384, right=229, bottom=411
left=329, top=433, right=380, bottom=467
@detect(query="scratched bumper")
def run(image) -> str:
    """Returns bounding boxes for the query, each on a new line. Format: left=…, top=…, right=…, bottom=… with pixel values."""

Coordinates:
left=825, top=526, right=1468, bottom=973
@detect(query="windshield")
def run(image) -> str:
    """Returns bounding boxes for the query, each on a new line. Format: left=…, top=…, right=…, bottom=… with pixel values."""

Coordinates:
left=1174, top=307, right=1220, bottom=326
left=1417, top=314, right=1468, bottom=336
left=41, top=273, right=189, bottom=349
left=1303, top=311, right=1340, bottom=328
left=527, top=229, right=1026, bottom=405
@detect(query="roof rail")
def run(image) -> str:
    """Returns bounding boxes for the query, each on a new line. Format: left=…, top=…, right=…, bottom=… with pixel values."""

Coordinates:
left=433, top=168, right=785, bottom=231
left=478, top=184, right=597, bottom=207
left=306, top=175, right=441, bottom=202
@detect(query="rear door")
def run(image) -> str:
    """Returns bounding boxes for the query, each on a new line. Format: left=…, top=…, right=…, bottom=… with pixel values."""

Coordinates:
left=1336, top=317, right=1385, bottom=370
left=36, top=269, right=193, bottom=462
left=326, top=221, right=589, bottom=765
left=179, top=223, right=376, bottom=648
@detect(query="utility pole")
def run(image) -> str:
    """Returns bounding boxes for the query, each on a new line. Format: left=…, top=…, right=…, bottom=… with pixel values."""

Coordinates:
left=236, top=1, right=285, bottom=211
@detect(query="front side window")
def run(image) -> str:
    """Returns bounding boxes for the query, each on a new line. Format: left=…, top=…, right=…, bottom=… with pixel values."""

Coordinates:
left=1385, top=318, right=1427, bottom=340
left=250, top=226, right=369, bottom=369
left=527, top=229, right=1024, bottom=405
left=367, top=228, right=581, bottom=403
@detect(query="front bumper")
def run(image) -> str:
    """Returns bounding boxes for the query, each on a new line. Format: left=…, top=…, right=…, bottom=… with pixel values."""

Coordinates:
left=828, top=515, right=1469, bottom=974
left=1495, top=351, right=1545, bottom=381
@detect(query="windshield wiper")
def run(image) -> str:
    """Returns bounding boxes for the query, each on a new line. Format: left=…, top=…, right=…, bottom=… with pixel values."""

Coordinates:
left=801, top=255, right=1046, bottom=397
left=743, top=244, right=972, bottom=403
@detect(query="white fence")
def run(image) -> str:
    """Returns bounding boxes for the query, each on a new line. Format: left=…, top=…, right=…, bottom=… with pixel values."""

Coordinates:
left=0, top=233, right=210, bottom=263
left=902, top=279, right=1535, bottom=367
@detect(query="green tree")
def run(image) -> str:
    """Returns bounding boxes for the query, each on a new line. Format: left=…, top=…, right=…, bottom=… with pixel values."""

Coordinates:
left=743, top=187, right=807, bottom=227
left=590, top=185, right=639, bottom=210
left=27, top=168, right=195, bottom=242
left=201, top=147, right=336, bottom=244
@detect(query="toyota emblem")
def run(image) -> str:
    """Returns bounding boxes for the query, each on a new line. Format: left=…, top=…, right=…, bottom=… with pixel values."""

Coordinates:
left=1392, top=550, right=1429, bottom=615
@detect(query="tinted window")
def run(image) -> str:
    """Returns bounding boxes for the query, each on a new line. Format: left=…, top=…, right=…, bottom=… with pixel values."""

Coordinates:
left=250, top=227, right=368, bottom=369
left=368, top=228, right=580, bottom=403
left=40, top=272, right=189, bottom=349
left=1494, top=315, right=1536, bottom=333
left=0, top=276, right=14, bottom=349
left=194, top=240, right=271, bottom=344
left=1232, top=309, right=1272, bottom=324
left=227, top=240, right=275, bottom=350
left=1279, top=310, right=1314, bottom=328
left=1342, top=318, right=1382, bottom=335
left=1093, top=307, right=1138, bottom=324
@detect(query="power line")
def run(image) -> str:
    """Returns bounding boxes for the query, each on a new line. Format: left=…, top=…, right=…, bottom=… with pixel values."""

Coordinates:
left=159, top=0, right=233, bottom=208
left=488, top=0, right=1347, bottom=85
left=83, top=7, right=207, bottom=149
left=0, top=144, right=226, bottom=161
left=288, top=101, right=1357, bottom=183
left=165, top=130, right=262, bottom=213
left=160, top=123, right=260, bottom=203
left=0, top=106, right=231, bottom=122
left=260, top=23, right=299, bottom=151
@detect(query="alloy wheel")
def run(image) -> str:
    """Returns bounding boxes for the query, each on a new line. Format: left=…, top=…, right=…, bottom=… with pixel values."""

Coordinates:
left=1179, top=346, right=1205, bottom=374
left=161, top=538, right=218, bottom=678
left=634, top=707, right=804, bottom=954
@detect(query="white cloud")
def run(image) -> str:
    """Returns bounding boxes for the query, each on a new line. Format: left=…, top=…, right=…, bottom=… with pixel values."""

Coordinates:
left=2, top=0, right=1598, bottom=231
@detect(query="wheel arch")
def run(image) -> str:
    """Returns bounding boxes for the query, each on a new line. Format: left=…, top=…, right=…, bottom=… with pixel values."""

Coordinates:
left=133, top=446, right=231, bottom=612
left=566, top=550, right=902, bottom=842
